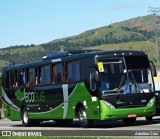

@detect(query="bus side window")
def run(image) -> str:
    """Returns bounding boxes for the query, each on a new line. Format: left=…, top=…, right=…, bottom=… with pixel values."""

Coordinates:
left=15, top=71, right=18, bottom=87
left=54, top=64, right=63, bottom=83
left=22, top=70, right=27, bottom=85
left=62, top=63, right=66, bottom=82
left=25, top=69, right=29, bottom=86
left=52, top=65, right=56, bottom=84
left=29, top=68, right=36, bottom=86
left=35, top=67, right=39, bottom=85
left=10, top=71, right=15, bottom=88
left=39, top=65, right=51, bottom=85
left=51, top=64, right=66, bottom=83
left=4, top=72, right=9, bottom=89
left=18, top=71, right=23, bottom=86
left=74, top=61, right=80, bottom=81
left=9, top=70, right=18, bottom=88
left=67, top=63, right=73, bottom=82
left=67, top=61, right=80, bottom=82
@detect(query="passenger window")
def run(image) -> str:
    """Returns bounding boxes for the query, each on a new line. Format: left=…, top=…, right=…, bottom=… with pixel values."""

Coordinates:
left=29, top=68, right=36, bottom=86
left=4, top=72, right=9, bottom=88
left=39, top=66, right=51, bottom=85
left=18, top=70, right=26, bottom=86
left=10, top=71, right=16, bottom=88
left=68, top=63, right=73, bottom=82
left=52, top=63, right=66, bottom=83
left=52, top=66, right=56, bottom=83
left=55, top=64, right=63, bottom=83
left=4, top=71, right=18, bottom=88
left=62, top=64, right=66, bottom=82
left=74, top=62, right=80, bottom=81
left=67, top=61, right=80, bottom=82
left=26, top=69, right=30, bottom=86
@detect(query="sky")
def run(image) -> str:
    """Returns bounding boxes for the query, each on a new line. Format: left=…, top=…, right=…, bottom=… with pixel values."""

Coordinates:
left=0, top=0, right=160, bottom=48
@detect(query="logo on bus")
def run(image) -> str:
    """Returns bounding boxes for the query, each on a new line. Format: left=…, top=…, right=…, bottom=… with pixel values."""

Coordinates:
left=116, top=100, right=126, bottom=105
left=15, top=89, right=45, bottom=103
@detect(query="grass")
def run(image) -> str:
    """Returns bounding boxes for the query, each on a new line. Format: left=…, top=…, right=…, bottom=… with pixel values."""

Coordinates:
left=113, top=14, right=155, bottom=30
left=53, top=27, right=143, bottom=45
left=0, top=60, right=9, bottom=68
left=93, top=41, right=155, bottom=61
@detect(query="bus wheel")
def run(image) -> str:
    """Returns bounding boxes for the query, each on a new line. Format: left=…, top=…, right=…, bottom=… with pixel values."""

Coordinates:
left=78, top=106, right=93, bottom=128
left=146, top=116, right=153, bottom=121
left=21, top=108, right=33, bottom=127
left=123, top=118, right=136, bottom=126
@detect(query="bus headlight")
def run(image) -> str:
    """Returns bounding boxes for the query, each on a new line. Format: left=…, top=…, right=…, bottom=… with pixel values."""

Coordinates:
left=146, top=97, right=155, bottom=106
left=102, top=100, right=115, bottom=109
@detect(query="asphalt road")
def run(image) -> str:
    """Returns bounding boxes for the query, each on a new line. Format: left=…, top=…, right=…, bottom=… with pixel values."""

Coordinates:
left=0, top=117, right=160, bottom=137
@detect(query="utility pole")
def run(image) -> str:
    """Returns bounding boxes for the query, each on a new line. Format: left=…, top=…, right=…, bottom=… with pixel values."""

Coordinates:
left=149, top=7, right=160, bottom=67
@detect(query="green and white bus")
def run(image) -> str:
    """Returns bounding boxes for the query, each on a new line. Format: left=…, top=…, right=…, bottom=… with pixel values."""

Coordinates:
left=2, top=50, right=156, bottom=127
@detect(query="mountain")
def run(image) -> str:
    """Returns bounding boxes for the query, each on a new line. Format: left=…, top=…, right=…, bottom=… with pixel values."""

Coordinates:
left=0, top=14, right=158, bottom=70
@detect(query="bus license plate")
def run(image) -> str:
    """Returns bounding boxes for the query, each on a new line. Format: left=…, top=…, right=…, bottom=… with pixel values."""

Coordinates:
left=128, top=114, right=137, bottom=118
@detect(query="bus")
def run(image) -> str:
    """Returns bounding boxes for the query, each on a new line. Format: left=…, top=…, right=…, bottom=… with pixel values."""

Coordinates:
left=2, top=50, right=156, bottom=127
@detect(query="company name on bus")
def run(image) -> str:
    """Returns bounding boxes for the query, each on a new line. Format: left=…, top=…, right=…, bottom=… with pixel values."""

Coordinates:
left=25, top=91, right=45, bottom=103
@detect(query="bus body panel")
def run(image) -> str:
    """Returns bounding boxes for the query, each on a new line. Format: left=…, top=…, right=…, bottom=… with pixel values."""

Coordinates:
left=2, top=82, right=101, bottom=120
left=3, top=102, right=21, bottom=121
left=28, top=82, right=100, bottom=120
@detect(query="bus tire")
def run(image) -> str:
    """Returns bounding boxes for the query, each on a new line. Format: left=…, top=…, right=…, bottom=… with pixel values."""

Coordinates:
left=78, top=106, right=93, bottom=128
left=21, top=107, right=32, bottom=127
left=123, top=118, right=136, bottom=126
left=146, top=116, right=153, bottom=121
left=21, top=107, right=40, bottom=127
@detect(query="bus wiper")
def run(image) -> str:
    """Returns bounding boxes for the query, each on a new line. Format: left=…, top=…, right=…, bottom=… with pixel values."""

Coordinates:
left=129, top=69, right=145, bottom=93
left=118, top=74, right=125, bottom=90
left=118, top=71, right=131, bottom=94
left=116, top=75, right=125, bottom=98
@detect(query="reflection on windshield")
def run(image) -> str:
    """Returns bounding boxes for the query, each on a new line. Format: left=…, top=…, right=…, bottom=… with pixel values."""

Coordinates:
left=99, top=57, right=154, bottom=96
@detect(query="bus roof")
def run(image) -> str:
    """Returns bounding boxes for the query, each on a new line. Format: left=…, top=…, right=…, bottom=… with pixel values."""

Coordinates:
left=2, top=50, right=147, bottom=71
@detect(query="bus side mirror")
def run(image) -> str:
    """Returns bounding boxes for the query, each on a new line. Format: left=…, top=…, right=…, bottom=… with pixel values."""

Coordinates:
left=150, top=60, right=157, bottom=77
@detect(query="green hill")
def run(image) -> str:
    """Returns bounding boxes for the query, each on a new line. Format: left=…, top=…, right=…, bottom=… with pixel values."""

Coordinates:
left=94, top=41, right=155, bottom=60
left=112, top=14, right=155, bottom=30
left=0, top=14, right=158, bottom=70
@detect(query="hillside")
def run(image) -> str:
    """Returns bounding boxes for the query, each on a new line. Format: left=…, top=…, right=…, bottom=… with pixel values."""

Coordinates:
left=0, top=14, right=158, bottom=70
left=94, top=41, right=155, bottom=60
left=112, top=15, right=155, bottom=30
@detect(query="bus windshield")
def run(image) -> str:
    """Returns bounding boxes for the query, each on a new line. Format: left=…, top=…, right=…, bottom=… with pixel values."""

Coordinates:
left=98, top=56, right=154, bottom=96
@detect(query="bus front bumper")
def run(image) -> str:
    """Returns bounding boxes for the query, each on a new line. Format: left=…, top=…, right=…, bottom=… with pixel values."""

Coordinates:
left=100, top=100, right=156, bottom=120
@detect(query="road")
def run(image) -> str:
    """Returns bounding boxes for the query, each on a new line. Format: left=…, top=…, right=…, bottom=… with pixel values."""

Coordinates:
left=0, top=117, right=160, bottom=137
